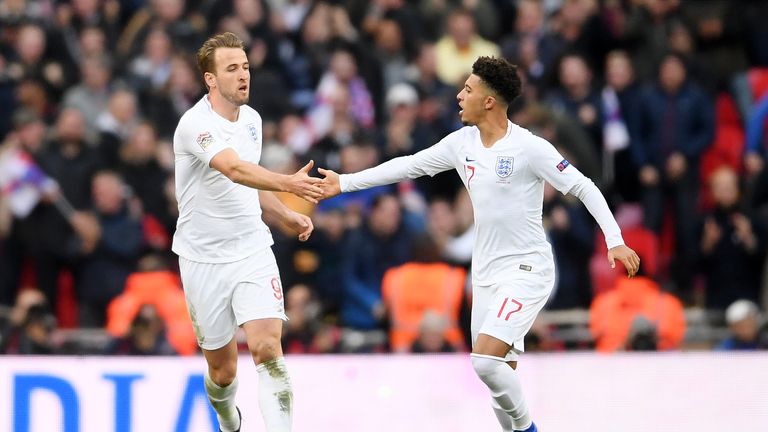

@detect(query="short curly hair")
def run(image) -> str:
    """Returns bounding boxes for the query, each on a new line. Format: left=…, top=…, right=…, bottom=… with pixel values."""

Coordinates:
left=471, top=56, right=521, bottom=106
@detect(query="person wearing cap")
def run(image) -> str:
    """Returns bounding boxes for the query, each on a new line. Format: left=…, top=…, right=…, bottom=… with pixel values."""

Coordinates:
left=717, top=299, right=765, bottom=351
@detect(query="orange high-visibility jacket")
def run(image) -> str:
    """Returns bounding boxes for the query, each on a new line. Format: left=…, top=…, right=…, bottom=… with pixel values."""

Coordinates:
left=590, top=276, right=686, bottom=352
left=106, top=271, right=197, bottom=355
left=382, top=262, right=467, bottom=352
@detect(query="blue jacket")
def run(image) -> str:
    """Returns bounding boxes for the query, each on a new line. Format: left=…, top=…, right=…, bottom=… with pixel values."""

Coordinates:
left=339, top=223, right=413, bottom=330
left=631, top=83, right=714, bottom=168
left=745, top=94, right=768, bottom=155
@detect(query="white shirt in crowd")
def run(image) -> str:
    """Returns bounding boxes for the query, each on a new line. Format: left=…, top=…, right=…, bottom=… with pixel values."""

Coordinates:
left=341, top=121, right=624, bottom=285
left=172, top=96, right=273, bottom=263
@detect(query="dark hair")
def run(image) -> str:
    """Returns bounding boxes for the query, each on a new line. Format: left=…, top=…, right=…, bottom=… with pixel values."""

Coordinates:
left=471, top=56, right=521, bottom=106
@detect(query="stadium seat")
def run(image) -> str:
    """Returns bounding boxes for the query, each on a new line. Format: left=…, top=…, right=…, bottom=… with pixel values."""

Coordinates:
left=699, top=93, right=745, bottom=210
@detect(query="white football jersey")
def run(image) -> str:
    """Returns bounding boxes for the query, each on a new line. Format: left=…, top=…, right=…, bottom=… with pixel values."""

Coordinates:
left=172, top=96, right=273, bottom=263
left=340, top=121, right=617, bottom=285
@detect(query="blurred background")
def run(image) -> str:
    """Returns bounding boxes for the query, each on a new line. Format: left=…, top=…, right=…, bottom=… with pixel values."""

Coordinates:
left=1, top=0, right=768, bottom=430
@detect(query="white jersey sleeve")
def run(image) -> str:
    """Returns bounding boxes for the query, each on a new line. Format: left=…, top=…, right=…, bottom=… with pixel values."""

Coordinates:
left=570, top=178, right=624, bottom=249
left=340, top=136, right=458, bottom=192
left=525, top=134, right=624, bottom=249
left=175, top=117, right=234, bottom=167
left=525, top=135, right=582, bottom=194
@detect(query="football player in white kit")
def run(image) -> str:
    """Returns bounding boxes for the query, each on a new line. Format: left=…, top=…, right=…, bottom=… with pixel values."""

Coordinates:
left=319, top=56, right=640, bottom=431
left=173, top=32, right=323, bottom=432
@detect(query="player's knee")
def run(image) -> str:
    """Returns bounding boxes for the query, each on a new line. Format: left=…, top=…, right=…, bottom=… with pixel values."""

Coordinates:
left=471, top=354, right=505, bottom=380
left=209, top=360, right=237, bottom=386
left=249, top=336, right=281, bottom=364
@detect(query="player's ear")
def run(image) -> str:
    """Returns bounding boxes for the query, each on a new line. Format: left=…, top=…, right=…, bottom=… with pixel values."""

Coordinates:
left=204, top=71, right=216, bottom=89
left=484, top=95, right=496, bottom=110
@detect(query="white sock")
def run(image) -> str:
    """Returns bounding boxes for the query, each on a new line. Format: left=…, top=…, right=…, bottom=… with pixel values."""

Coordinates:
left=256, top=357, right=293, bottom=432
left=492, top=398, right=515, bottom=432
left=471, top=354, right=532, bottom=431
left=204, top=370, right=241, bottom=432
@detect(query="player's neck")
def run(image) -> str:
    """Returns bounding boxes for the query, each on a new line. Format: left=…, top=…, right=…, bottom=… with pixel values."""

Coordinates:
left=477, top=113, right=509, bottom=148
left=208, top=93, right=240, bottom=122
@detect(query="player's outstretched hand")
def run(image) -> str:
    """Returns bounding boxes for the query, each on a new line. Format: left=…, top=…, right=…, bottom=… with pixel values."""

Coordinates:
left=287, top=160, right=324, bottom=203
left=608, top=245, right=640, bottom=278
left=284, top=210, right=314, bottom=242
left=318, top=167, right=341, bottom=199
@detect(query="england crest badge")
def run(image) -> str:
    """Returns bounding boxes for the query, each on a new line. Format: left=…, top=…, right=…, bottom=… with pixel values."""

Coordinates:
left=247, top=123, right=259, bottom=143
left=495, top=156, right=514, bottom=178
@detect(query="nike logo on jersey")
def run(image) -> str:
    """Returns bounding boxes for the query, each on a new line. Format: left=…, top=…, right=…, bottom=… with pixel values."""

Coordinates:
left=465, top=156, right=476, bottom=162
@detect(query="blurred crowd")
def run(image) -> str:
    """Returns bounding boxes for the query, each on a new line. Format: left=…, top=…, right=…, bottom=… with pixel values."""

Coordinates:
left=2, top=0, right=768, bottom=355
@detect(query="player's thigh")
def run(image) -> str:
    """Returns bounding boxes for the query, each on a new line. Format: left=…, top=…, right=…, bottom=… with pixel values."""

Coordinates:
left=179, top=257, right=238, bottom=351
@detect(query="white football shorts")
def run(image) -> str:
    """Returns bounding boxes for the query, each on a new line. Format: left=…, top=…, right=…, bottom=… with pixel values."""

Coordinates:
left=179, top=247, right=288, bottom=350
left=471, top=267, right=555, bottom=361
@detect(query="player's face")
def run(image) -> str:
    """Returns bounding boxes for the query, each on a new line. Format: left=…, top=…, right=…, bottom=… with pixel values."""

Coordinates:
left=210, top=47, right=250, bottom=106
left=456, top=74, right=489, bottom=126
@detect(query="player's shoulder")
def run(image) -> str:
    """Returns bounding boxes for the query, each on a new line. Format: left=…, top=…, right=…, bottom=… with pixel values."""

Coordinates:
left=176, top=97, right=210, bottom=133
left=511, top=122, right=552, bottom=151
left=240, top=104, right=263, bottom=124
left=443, top=125, right=477, bottom=144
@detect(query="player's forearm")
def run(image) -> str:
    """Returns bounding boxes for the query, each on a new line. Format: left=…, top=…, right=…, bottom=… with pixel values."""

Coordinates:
left=258, top=190, right=291, bottom=223
left=340, top=155, right=415, bottom=192
left=230, top=161, right=291, bottom=192
left=569, top=178, right=624, bottom=249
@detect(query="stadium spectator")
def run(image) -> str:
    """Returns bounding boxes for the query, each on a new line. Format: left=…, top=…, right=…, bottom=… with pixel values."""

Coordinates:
left=410, top=310, right=458, bottom=354
left=106, top=254, right=197, bottom=355
left=282, top=283, right=340, bottom=354
left=97, top=89, right=141, bottom=168
left=381, top=234, right=466, bottom=353
left=716, top=299, right=764, bottom=351
left=339, top=193, right=414, bottom=352
left=435, top=8, right=499, bottom=86
left=299, top=206, right=347, bottom=315
left=378, top=83, right=437, bottom=161
left=679, top=0, right=747, bottom=93
left=104, top=303, right=176, bottom=355
left=144, top=53, right=202, bottom=135
left=590, top=274, right=686, bottom=352
left=117, top=122, right=175, bottom=235
left=126, top=26, right=174, bottom=95
left=116, top=0, right=205, bottom=58
left=370, top=18, right=409, bottom=94
left=632, top=52, right=714, bottom=299
left=698, top=166, right=765, bottom=310
left=623, top=0, right=682, bottom=83
left=499, top=0, right=560, bottom=96
left=61, top=54, right=115, bottom=142
left=545, top=53, right=602, bottom=153
left=601, top=50, right=642, bottom=202
left=5, top=23, right=71, bottom=107
left=246, top=38, right=292, bottom=123
left=77, top=170, right=143, bottom=327
left=0, top=288, right=57, bottom=354
left=308, top=46, right=376, bottom=144
left=407, top=43, right=457, bottom=139
left=543, top=183, right=594, bottom=310
left=20, top=108, right=102, bottom=307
